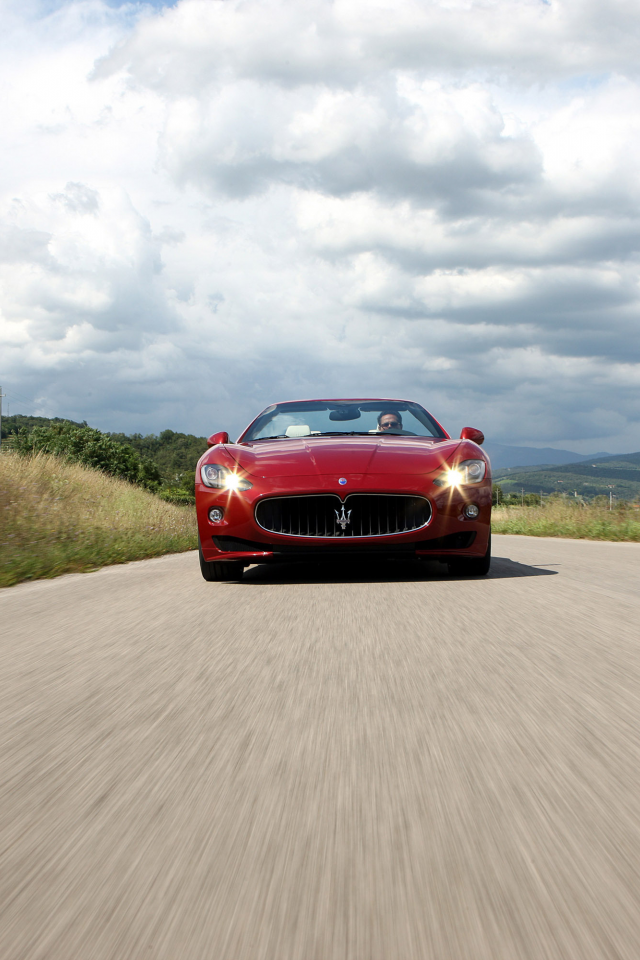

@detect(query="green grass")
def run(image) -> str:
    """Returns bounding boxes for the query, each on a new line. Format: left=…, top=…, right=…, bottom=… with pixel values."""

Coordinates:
left=0, top=452, right=197, bottom=588
left=492, top=500, right=640, bottom=541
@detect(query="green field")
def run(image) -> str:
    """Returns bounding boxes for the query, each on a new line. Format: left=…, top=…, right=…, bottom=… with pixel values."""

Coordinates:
left=494, top=452, right=640, bottom=500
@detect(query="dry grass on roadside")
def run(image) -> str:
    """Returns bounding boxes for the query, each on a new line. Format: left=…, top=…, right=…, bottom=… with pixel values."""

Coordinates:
left=492, top=499, right=640, bottom=541
left=0, top=452, right=197, bottom=587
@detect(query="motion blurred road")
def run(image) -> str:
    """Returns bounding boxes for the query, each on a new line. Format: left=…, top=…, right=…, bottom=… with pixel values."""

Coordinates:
left=1, top=535, right=639, bottom=960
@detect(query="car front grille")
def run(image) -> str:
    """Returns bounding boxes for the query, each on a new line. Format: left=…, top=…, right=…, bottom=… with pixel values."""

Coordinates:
left=255, top=494, right=431, bottom=538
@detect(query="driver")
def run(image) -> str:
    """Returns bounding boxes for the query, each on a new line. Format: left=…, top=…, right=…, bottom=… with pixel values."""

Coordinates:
left=377, top=410, right=404, bottom=433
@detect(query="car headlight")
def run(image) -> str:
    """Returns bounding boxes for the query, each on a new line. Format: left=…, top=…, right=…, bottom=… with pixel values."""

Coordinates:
left=433, top=459, right=486, bottom=488
left=200, top=463, right=253, bottom=491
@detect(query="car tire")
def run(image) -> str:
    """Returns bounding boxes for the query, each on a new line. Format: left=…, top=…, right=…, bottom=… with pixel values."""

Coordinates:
left=447, top=533, right=491, bottom=577
left=199, top=541, right=244, bottom=582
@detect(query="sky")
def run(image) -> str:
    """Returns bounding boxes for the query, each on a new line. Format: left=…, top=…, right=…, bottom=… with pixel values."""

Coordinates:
left=1, top=0, right=639, bottom=450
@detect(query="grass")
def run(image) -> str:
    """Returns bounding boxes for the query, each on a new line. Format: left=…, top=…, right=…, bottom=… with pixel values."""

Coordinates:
left=492, top=499, right=640, bottom=541
left=0, top=452, right=197, bottom=588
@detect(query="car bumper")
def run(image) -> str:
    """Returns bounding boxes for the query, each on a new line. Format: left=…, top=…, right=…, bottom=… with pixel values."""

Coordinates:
left=196, top=473, right=491, bottom=565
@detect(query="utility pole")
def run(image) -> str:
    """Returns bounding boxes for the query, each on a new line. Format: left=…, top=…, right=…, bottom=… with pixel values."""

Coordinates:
left=0, top=385, right=5, bottom=453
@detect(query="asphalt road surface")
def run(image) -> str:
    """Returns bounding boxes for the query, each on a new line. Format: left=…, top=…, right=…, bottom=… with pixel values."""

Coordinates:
left=2, top=535, right=640, bottom=960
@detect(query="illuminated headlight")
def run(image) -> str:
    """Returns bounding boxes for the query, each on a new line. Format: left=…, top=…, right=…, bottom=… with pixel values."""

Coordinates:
left=200, top=463, right=253, bottom=491
left=433, top=459, right=486, bottom=488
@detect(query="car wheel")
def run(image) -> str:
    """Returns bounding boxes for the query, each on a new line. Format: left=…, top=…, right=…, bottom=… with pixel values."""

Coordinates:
left=199, top=541, right=244, bottom=582
left=448, top=533, right=491, bottom=577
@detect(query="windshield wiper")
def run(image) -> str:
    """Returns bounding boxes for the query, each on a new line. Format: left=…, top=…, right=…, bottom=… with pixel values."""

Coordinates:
left=315, top=431, right=374, bottom=436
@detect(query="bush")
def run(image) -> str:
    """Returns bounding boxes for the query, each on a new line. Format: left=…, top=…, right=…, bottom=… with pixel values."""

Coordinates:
left=157, top=489, right=196, bottom=506
left=13, top=422, right=161, bottom=490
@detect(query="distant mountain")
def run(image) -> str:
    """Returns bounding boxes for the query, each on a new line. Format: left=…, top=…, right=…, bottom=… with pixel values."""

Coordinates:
left=493, top=452, right=640, bottom=500
left=484, top=442, right=612, bottom=470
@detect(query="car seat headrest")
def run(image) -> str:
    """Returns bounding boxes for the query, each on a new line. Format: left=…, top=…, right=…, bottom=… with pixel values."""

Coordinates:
left=285, top=424, right=311, bottom=438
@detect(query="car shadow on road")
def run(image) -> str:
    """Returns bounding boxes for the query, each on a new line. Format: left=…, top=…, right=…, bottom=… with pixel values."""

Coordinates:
left=485, top=557, right=559, bottom=580
left=239, top=556, right=558, bottom=585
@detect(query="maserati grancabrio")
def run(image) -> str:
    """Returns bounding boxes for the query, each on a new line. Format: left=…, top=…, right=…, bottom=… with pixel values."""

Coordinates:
left=196, top=399, right=491, bottom=581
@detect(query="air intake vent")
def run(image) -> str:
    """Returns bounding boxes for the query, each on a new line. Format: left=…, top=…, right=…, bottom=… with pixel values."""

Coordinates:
left=255, top=494, right=431, bottom=538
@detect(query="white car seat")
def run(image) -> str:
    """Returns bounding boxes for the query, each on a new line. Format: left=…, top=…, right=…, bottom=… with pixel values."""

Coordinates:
left=285, top=424, right=311, bottom=437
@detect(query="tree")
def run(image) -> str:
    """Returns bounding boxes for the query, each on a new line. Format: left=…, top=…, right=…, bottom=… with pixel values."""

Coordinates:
left=1, top=414, right=85, bottom=439
left=13, top=423, right=161, bottom=490
left=106, top=428, right=207, bottom=485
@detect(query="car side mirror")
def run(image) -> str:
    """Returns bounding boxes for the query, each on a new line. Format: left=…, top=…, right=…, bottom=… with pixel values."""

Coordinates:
left=207, top=431, right=230, bottom=447
left=460, top=427, right=484, bottom=445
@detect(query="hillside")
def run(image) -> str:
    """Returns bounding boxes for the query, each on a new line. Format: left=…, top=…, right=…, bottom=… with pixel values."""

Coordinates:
left=494, top=452, right=640, bottom=499
left=0, top=451, right=197, bottom=587
left=2, top=415, right=208, bottom=486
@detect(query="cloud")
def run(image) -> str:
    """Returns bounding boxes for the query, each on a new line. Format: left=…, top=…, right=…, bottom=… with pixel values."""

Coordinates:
left=50, top=181, right=100, bottom=214
left=1, top=0, right=640, bottom=452
left=97, top=0, right=640, bottom=90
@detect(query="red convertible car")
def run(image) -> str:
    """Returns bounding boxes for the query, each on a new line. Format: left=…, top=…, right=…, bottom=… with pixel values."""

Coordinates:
left=196, top=398, right=491, bottom=581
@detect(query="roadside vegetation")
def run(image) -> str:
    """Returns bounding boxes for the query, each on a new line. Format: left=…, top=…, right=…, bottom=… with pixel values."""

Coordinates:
left=0, top=452, right=197, bottom=588
left=107, top=428, right=208, bottom=497
left=3, top=415, right=206, bottom=502
left=492, top=497, right=640, bottom=541
left=12, top=421, right=162, bottom=489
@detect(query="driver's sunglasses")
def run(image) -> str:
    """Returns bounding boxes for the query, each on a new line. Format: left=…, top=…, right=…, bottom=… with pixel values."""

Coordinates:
left=381, top=420, right=401, bottom=428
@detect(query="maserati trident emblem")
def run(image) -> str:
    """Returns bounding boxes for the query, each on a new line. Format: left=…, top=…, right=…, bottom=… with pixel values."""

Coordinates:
left=335, top=505, right=352, bottom=530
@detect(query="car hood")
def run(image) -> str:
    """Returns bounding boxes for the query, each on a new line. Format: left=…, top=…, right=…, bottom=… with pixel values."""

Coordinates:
left=226, top=437, right=464, bottom=478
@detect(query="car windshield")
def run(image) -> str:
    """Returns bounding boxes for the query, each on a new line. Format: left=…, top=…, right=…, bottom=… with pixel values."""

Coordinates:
left=241, top=401, right=447, bottom=442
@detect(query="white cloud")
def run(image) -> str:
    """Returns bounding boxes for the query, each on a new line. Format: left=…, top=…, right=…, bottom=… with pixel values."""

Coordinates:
left=1, top=0, right=640, bottom=451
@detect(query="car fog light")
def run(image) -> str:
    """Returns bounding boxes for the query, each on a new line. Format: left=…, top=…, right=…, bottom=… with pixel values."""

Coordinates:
left=464, top=503, right=480, bottom=519
left=208, top=507, right=224, bottom=523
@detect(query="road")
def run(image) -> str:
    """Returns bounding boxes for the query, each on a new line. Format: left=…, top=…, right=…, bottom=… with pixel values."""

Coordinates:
left=1, top=535, right=639, bottom=960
